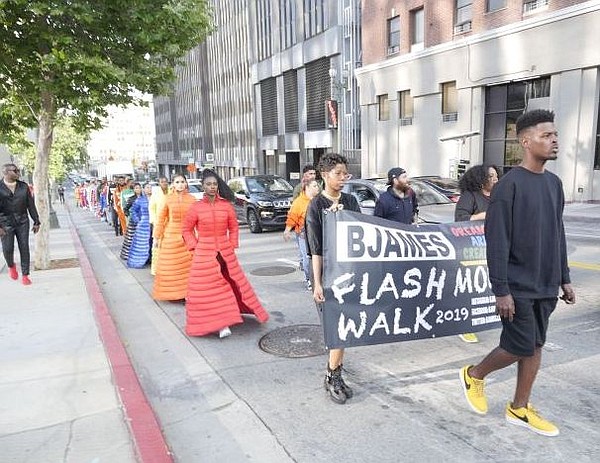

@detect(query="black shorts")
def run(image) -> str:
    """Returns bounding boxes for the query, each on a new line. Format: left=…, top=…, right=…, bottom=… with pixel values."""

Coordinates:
left=499, top=297, right=557, bottom=356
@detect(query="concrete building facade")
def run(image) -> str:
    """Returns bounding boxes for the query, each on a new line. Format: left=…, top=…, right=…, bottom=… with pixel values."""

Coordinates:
left=356, top=0, right=600, bottom=201
left=248, top=0, right=363, bottom=181
left=153, top=0, right=256, bottom=180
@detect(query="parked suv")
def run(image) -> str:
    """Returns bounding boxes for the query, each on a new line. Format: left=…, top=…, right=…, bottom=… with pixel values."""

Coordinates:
left=227, top=175, right=294, bottom=233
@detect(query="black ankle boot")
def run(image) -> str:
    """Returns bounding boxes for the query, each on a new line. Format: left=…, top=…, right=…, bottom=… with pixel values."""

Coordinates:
left=337, top=364, right=353, bottom=399
left=324, top=364, right=348, bottom=404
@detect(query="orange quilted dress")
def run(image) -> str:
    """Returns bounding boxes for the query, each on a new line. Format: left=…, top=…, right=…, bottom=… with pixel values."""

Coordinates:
left=152, top=191, right=196, bottom=301
left=182, top=196, right=269, bottom=336
left=114, top=186, right=128, bottom=235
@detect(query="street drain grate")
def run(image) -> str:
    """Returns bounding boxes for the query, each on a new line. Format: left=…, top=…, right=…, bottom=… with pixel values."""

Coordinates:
left=250, top=265, right=296, bottom=276
left=259, top=324, right=327, bottom=358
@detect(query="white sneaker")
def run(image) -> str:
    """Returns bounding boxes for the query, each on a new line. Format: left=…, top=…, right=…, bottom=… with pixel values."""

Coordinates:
left=219, top=327, right=232, bottom=338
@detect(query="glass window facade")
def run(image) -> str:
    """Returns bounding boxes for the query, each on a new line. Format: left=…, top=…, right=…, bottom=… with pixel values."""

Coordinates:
left=483, top=77, right=551, bottom=168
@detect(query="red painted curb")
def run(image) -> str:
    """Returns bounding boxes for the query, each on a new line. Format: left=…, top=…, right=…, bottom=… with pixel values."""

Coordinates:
left=69, top=223, right=173, bottom=463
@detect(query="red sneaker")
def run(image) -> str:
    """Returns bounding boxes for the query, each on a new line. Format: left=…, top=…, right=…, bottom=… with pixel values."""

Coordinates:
left=8, top=265, right=18, bottom=280
left=22, top=275, right=32, bottom=286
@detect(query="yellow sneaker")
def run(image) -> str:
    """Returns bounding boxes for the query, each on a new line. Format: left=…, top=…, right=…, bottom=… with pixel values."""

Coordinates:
left=459, top=333, right=479, bottom=343
left=459, top=365, right=487, bottom=415
left=505, top=403, right=559, bottom=437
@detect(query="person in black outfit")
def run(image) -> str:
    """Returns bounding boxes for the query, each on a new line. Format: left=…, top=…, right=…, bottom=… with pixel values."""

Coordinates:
left=57, top=185, right=65, bottom=204
left=454, top=164, right=500, bottom=344
left=305, top=153, right=360, bottom=405
left=0, top=164, right=41, bottom=285
left=454, top=164, right=500, bottom=222
left=374, top=167, right=418, bottom=224
left=459, top=109, right=576, bottom=437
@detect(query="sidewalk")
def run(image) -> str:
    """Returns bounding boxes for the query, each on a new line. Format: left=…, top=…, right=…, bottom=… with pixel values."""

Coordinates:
left=0, top=205, right=138, bottom=463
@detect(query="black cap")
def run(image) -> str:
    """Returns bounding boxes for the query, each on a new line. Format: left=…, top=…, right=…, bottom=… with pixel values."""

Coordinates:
left=387, top=167, right=406, bottom=185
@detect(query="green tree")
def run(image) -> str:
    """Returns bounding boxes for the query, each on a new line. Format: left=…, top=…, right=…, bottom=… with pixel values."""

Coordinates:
left=7, top=116, right=89, bottom=184
left=0, top=0, right=211, bottom=269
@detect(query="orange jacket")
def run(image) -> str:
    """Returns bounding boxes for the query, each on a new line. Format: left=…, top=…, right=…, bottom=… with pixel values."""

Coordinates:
left=285, top=191, right=311, bottom=233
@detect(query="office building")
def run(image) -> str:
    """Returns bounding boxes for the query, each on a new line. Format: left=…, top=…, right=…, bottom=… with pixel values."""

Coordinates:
left=356, top=0, right=600, bottom=201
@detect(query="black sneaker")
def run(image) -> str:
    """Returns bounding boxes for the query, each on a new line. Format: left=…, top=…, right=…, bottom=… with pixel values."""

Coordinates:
left=324, top=365, right=347, bottom=404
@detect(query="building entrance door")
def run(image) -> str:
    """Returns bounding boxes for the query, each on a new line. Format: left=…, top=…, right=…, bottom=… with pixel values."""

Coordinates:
left=285, top=152, right=300, bottom=185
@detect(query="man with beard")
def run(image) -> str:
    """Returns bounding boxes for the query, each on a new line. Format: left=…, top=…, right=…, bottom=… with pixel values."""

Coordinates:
left=0, top=163, right=41, bottom=285
left=374, top=167, right=418, bottom=224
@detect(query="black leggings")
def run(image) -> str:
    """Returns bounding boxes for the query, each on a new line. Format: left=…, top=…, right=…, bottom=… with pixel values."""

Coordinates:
left=1, top=222, right=31, bottom=275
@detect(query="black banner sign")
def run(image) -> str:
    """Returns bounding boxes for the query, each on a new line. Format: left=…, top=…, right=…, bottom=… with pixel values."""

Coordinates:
left=322, top=210, right=501, bottom=349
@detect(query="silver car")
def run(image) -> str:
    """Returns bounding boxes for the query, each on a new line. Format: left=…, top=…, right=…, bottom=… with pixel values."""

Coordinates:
left=341, top=178, right=456, bottom=224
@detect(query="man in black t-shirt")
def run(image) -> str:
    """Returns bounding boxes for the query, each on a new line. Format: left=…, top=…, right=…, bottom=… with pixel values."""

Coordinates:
left=459, top=109, right=575, bottom=437
left=305, top=153, right=360, bottom=405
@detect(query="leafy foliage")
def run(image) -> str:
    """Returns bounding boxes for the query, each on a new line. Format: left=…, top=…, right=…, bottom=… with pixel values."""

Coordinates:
left=5, top=115, right=89, bottom=182
left=0, top=0, right=212, bottom=268
left=0, top=0, right=212, bottom=131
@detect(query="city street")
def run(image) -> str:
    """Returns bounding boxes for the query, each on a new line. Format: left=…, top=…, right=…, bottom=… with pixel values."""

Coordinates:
left=66, top=204, right=600, bottom=463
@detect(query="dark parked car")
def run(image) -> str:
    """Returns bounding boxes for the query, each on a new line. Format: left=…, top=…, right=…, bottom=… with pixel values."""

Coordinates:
left=413, top=176, right=461, bottom=202
left=341, top=178, right=456, bottom=224
left=227, top=175, right=294, bottom=233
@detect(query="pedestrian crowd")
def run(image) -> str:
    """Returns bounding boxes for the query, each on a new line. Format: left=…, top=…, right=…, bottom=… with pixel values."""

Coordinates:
left=1, top=109, right=575, bottom=438
left=71, top=170, right=269, bottom=340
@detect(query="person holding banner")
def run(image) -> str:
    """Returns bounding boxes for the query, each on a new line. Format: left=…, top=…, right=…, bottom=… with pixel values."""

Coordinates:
left=459, top=109, right=575, bottom=437
left=306, top=153, right=361, bottom=405
left=374, top=167, right=418, bottom=224
left=454, top=164, right=500, bottom=343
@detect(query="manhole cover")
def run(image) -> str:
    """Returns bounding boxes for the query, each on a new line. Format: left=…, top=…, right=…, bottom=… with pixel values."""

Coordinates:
left=251, top=265, right=296, bottom=276
left=259, top=324, right=327, bottom=358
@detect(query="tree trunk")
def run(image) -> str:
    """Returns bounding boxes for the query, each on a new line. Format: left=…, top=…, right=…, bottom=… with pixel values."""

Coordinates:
left=33, top=91, right=55, bottom=270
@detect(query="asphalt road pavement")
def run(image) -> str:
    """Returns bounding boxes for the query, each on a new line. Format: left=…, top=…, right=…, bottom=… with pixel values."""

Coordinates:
left=69, top=207, right=600, bottom=463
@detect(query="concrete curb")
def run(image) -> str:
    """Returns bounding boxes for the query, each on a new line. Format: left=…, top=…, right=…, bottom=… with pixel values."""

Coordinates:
left=66, top=209, right=174, bottom=463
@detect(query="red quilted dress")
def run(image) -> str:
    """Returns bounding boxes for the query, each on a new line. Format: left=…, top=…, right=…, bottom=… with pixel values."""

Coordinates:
left=182, top=196, right=269, bottom=336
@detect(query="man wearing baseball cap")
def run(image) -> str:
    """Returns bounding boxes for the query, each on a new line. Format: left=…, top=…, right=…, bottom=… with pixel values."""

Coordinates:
left=374, top=167, right=418, bottom=224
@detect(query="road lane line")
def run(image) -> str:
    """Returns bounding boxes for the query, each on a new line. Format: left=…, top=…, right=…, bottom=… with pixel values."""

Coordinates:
left=569, top=261, right=600, bottom=271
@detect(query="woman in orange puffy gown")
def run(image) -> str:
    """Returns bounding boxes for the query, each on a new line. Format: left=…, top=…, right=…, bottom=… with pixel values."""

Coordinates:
left=152, top=175, right=196, bottom=301
left=182, top=169, right=269, bottom=337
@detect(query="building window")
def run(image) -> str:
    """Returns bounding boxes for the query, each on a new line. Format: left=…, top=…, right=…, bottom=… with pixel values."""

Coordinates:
left=595, top=95, right=600, bottom=170
left=487, top=0, right=506, bottom=12
left=483, top=76, right=551, bottom=169
left=304, top=0, right=326, bottom=39
left=257, top=0, right=273, bottom=61
left=261, top=78, right=278, bottom=136
left=306, top=57, right=331, bottom=131
left=523, top=0, right=549, bottom=14
left=411, top=8, right=424, bottom=51
left=284, top=70, right=299, bottom=133
left=398, top=90, right=413, bottom=125
left=442, top=81, right=458, bottom=122
left=455, top=0, right=472, bottom=34
left=387, top=16, right=400, bottom=54
left=280, top=0, right=297, bottom=49
left=378, top=94, right=389, bottom=121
